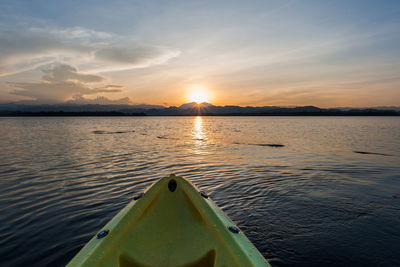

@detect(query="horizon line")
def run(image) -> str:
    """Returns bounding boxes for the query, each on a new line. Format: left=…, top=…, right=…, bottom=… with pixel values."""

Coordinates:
left=1, top=100, right=399, bottom=110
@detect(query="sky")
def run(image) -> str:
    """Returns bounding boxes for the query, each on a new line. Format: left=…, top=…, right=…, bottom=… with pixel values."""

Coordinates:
left=0, top=0, right=399, bottom=107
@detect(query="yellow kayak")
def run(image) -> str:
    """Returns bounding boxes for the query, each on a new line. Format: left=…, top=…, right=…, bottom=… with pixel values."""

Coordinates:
left=68, top=174, right=270, bottom=266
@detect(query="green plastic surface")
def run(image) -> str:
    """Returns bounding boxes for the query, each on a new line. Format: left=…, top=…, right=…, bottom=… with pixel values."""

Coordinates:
left=68, top=174, right=270, bottom=266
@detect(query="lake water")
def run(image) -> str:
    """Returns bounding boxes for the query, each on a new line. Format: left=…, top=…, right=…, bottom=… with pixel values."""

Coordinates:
left=0, top=116, right=399, bottom=266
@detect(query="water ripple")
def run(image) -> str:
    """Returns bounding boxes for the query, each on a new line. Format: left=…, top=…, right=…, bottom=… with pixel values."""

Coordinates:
left=0, top=117, right=399, bottom=266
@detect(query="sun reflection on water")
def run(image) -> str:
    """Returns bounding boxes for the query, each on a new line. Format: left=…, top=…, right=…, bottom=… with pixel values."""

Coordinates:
left=193, top=116, right=203, bottom=140
left=191, top=116, right=207, bottom=154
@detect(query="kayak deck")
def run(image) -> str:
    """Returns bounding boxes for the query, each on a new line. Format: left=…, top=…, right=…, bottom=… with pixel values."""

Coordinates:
left=68, top=174, right=270, bottom=266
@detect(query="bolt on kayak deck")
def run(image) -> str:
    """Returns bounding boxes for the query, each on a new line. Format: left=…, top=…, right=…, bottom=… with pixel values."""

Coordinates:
left=68, top=174, right=270, bottom=267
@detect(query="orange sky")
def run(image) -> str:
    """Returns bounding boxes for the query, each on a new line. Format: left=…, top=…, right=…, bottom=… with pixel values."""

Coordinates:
left=1, top=1, right=400, bottom=107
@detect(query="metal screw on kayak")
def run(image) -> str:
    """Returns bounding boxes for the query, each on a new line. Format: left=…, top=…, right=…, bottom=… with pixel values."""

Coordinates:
left=200, top=191, right=209, bottom=199
left=168, top=179, right=177, bottom=192
left=133, top=193, right=144, bottom=200
left=96, top=230, right=109, bottom=239
left=228, top=226, right=240, bottom=234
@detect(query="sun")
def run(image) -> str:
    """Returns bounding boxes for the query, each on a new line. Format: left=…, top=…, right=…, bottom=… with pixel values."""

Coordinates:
left=187, top=85, right=211, bottom=104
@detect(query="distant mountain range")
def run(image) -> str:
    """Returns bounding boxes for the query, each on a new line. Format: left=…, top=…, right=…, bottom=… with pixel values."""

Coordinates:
left=0, top=102, right=399, bottom=116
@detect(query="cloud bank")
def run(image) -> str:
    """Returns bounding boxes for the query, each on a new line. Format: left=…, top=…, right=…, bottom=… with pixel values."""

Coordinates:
left=8, top=63, right=123, bottom=102
left=0, top=26, right=180, bottom=77
left=66, top=95, right=132, bottom=105
left=1, top=25, right=180, bottom=103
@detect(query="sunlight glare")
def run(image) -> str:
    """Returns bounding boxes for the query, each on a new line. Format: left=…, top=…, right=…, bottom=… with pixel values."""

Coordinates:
left=187, top=85, right=210, bottom=103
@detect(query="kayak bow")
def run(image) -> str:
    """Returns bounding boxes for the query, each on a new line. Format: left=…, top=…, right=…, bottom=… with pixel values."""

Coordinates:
left=68, top=174, right=270, bottom=266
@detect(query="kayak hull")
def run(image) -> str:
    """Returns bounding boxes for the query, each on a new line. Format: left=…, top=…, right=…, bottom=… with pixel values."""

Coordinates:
left=68, top=174, right=270, bottom=266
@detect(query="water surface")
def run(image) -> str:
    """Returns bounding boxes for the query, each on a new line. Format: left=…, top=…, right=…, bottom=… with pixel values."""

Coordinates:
left=0, top=116, right=399, bottom=266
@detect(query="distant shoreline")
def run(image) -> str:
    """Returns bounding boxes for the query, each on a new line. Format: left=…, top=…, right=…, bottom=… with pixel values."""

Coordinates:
left=0, top=111, right=398, bottom=117
left=0, top=111, right=146, bottom=117
left=1, top=103, right=399, bottom=116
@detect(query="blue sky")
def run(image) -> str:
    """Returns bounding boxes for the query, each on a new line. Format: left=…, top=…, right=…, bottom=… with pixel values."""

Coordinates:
left=1, top=0, right=399, bottom=106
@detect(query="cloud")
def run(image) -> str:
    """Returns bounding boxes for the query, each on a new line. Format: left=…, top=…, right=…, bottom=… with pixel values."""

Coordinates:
left=93, top=45, right=181, bottom=72
left=42, top=64, right=105, bottom=83
left=66, top=95, right=132, bottom=105
left=8, top=63, right=123, bottom=102
left=0, top=25, right=181, bottom=103
left=0, top=26, right=180, bottom=77
left=0, top=27, right=93, bottom=76
left=91, top=85, right=124, bottom=94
